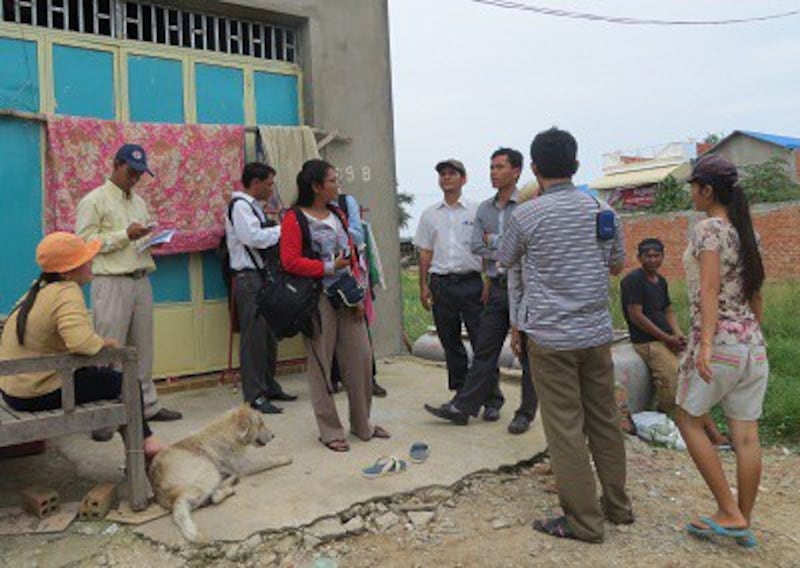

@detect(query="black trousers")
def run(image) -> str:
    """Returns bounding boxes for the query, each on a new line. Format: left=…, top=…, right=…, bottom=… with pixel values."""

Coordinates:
left=452, top=280, right=538, bottom=418
left=234, top=271, right=285, bottom=403
left=2, top=366, right=152, bottom=438
left=429, top=272, right=483, bottom=391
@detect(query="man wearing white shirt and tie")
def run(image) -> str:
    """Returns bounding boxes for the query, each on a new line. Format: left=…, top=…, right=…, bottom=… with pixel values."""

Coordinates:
left=226, top=163, right=296, bottom=414
left=414, top=159, right=483, bottom=391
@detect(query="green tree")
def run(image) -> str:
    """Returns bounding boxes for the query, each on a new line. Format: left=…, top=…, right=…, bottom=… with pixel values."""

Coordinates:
left=397, top=191, right=415, bottom=230
left=652, top=175, right=691, bottom=213
left=739, top=157, right=800, bottom=203
left=703, top=132, right=726, bottom=145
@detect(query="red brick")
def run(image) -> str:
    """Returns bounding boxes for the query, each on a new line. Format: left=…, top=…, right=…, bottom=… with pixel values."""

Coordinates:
left=19, top=486, right=60, bottom=518
left=79, top=482, right=117, bottom=521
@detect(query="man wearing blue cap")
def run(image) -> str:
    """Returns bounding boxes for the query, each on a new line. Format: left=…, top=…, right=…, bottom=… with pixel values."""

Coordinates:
left=76, top=144, right=182, bottom=424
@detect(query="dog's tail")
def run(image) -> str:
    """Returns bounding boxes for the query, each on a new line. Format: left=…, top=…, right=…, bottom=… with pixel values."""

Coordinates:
left=172, top=491, right=205, bottom=543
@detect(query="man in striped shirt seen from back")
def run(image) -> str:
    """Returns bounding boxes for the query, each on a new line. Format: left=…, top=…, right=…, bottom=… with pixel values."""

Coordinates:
left=498, top=127, right=633, bottom=543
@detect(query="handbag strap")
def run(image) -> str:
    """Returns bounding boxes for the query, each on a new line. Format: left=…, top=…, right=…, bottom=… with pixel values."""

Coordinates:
left=229, top=196, right=273, bottom=282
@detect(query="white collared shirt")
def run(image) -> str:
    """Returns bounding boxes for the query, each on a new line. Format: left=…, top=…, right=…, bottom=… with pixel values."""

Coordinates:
left=225, top=191, right=281, bottom=270
left=413, top=197, right=482, bottom=275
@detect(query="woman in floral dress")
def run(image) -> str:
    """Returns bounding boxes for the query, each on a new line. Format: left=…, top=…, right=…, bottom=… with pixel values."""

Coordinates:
left=676, top=155, right=767, bottom=548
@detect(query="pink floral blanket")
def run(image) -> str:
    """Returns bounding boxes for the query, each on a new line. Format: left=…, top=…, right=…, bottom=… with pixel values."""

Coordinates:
left=45, top=115, right=245, bottom=255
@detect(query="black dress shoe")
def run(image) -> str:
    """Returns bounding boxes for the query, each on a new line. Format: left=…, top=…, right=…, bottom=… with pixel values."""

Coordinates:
left=508, top=413, right=531, bottom=435
left=372, top=382, right=388, bottom=398
left=483, top=406, right=501, bottom=422
left=251, top=397, right=283, bottom=414
left=424, top=403, right=468, bottom=425
left=148, top=408, right=183, bottom=421
left=269, top=391, right=298, bottom=402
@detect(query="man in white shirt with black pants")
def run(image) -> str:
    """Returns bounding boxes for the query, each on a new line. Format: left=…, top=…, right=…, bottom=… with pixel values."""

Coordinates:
left=226, top=162, right=296, bottom=414
left=414, top=159, right=484, bottom=392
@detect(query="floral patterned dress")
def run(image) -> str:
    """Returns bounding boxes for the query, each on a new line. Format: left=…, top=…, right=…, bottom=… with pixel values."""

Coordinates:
left=678, top=217, right=765, bottom=397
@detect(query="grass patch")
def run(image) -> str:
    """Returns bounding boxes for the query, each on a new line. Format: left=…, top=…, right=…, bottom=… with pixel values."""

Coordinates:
left=402, top=268, right=433, bottom=344
left=402, top=268, right=799, bottom=445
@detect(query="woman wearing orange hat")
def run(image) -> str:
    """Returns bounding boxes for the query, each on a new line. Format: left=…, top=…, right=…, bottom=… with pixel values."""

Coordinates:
left=0, top=232, right=163, bottom=458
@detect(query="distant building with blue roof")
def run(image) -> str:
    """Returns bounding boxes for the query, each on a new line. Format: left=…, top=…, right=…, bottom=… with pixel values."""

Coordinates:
left=703, top=130, right=800, bottom=182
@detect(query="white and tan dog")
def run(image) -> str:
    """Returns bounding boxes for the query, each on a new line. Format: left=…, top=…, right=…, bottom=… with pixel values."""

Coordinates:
left=149, top=405, right=291, bottom=542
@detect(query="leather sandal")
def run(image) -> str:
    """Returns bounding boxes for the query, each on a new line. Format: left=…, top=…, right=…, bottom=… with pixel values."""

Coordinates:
left=371, top=425, right=391, bottom=439
left=320, top=438, right=350, bottom=452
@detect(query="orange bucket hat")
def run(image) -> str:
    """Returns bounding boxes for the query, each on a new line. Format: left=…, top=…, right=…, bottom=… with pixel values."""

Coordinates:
left=36, top=232, right=102, bottom=273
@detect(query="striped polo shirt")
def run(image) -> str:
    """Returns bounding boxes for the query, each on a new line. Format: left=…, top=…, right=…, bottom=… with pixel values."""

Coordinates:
left=498, top=183, right=625, bottom=350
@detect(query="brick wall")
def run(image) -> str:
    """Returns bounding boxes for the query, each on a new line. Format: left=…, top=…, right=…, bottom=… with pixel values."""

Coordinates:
left=621, top=202, right=800, bottom=280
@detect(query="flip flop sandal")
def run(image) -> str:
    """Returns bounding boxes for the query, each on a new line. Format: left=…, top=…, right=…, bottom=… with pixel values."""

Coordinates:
left=532, top=516, right=578, bottom=540
left=687, top=518, right=757, bottom=548
left=409, top=442, right=430, bottom=463
left=734, top=531, right=758, bottom=549
left=686, top=523, right=714, bottom=540
left=320, top=438, right=350, bottom=452
left=362, top=456, right=408, bottom=479
left=699, top=516, right=750, bottom=538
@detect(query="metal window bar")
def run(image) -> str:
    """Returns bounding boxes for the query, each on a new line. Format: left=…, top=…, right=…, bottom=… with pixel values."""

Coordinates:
left=251, top=23, right=261, bottom=58
left=5, top=0, right=296, bottom=60
left=167, top=8, right=178, bottom=45
left=205, top=14, right=214, bottom=50
left=14, top=0, right=32, bottom=26
left=285, top=28, right=295, bottom=62
left=241, top=20, right=249, bottom=55
left=132, top=2, right=141, bottom=40
left=51, top=0, right=67, bottom=30
left=177, top=5, right=183, bottom=48
left=269, top=25, right=276, bottom=59
left=231, top=19, right=240, bottom=54
left=78, top=0, right=84, bottom=32
left=188, top=10, right=194, bottom=48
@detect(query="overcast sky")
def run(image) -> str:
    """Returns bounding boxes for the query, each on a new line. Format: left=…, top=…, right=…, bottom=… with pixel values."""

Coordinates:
left=387, top=0, right=800, bottom=235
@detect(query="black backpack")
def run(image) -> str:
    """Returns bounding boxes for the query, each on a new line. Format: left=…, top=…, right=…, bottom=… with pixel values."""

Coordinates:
left=248, top=207, right=324, bottom=339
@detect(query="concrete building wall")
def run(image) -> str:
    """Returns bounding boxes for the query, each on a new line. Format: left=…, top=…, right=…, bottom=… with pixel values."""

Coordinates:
left=714, top=136, right=797, bottom=182
left=213, top=1, right=403, bottom=355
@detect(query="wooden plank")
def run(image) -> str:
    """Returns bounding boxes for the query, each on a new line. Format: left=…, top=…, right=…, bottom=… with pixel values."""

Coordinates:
left=0, top=406, right=126, bottom=447
left=61, top=370, right=75, bottom=413
left=0, top=400, right=21, bottom=421
left=0, top=347, right=136, bottom=376
left=7, top=401, right=121, bottom=424
left=119, top=356, right=148, bottom=512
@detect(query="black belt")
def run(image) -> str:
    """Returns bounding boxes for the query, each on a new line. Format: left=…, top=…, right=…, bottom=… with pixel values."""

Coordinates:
left=430, top=272, right=481, bottom=283
left=110, top=269, right=148, bottom=279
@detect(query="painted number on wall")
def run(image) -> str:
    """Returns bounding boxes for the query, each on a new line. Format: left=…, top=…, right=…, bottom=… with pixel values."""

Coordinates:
left=337, top=165, right=372, bottom=183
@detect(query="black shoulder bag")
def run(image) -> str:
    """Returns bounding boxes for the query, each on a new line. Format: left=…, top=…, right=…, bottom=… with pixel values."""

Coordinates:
left=232, top=202, right=321, bottom=340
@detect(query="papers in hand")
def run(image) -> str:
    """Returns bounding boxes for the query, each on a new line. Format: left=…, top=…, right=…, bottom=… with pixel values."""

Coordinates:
left=137, top=229, right=176, bottom=253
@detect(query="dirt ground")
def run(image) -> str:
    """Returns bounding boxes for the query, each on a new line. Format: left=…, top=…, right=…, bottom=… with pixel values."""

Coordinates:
left=1, top=436, right=798, bottom=567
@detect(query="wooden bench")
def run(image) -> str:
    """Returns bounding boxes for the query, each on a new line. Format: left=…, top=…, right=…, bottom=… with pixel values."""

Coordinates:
left=0, top=347, right=148, bottom=511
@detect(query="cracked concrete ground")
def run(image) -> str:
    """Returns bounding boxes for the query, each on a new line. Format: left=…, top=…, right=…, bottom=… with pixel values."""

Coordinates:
left=0, top=356, right=545, bottom=546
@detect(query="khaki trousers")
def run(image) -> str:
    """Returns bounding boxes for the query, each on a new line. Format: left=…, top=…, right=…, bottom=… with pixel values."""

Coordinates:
left=528, top=340, right=632, bottom=542
left=632, top=342, right=678, bottom=415
left=91, top=275, right=160, bottom=418
left=304, top=295, right=374, bottom=443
